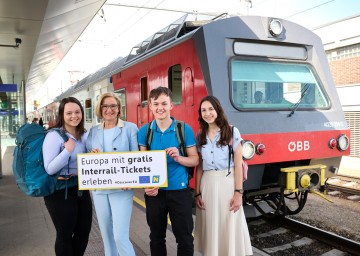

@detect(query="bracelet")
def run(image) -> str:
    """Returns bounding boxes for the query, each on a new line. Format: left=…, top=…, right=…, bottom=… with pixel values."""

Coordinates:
left=194, top=192, right=201, bottom=198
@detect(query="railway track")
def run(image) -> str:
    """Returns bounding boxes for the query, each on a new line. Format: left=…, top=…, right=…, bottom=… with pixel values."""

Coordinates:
left=248, top=216, right=360, bottom=255
left=326, top=175, right=360, bottom=197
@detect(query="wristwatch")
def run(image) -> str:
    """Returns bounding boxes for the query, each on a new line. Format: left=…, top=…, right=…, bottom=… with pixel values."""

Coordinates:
left=234, top=189, right=244, bottom=194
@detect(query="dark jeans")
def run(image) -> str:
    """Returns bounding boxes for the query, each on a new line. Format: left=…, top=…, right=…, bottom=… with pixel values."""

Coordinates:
left=145, top=188, right=194, bottom=256
left=44, top=186, right=92, bottom=256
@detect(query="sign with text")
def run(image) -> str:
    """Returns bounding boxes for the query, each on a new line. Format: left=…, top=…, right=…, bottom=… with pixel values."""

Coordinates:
left=77, top=151, right=168, bottom=190
left=0, top=84, right=17, bottom=92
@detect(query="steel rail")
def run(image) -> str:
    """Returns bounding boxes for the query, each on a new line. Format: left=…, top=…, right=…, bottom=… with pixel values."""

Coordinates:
left=273, top=216, right=360, bottom=255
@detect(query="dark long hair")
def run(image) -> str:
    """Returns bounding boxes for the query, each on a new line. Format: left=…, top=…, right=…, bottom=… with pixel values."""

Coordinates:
left=55, top=97, right=86, bottom=138
left=197, top=96, right=231, bottom=147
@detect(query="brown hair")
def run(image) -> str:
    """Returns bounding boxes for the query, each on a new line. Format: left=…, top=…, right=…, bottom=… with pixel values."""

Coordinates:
left=149, top=86, right=173, bottom=102
left=55, top=97, right=86, bottom=138
left=197, top=96, right=231, bottom=147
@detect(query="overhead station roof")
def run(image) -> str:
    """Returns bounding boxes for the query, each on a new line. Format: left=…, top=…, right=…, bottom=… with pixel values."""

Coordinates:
left=0, top=0, right=106, bottom=103
left=2, top=0, right=360, bottom=112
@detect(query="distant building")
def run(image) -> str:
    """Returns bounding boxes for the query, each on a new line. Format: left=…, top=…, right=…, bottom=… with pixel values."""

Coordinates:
left=314, top=14, right=360, bottom=157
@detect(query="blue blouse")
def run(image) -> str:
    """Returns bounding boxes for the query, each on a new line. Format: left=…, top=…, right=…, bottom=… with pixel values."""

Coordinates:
left=86, top=119, right=138, bottom=194
left=43, top=129, right=88, bottom=176
left=199, top=127, right=242, bottom=171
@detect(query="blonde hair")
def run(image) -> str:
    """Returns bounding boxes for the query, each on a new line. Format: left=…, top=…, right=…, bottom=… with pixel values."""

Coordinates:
left=95, top=92, right=122, bottom=119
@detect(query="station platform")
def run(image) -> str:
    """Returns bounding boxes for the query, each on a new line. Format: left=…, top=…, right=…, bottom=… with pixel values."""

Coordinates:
left=0, top=136, right=267, bottom=256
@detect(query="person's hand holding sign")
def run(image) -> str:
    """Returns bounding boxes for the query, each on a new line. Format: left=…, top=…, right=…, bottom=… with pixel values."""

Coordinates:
left=165, top=147, right=180, bottom=162
left=145, top=187, right=159, bottom=196
left=90, top=147, right=131, bottom=191
left=90, top=148, right=101, bottom=153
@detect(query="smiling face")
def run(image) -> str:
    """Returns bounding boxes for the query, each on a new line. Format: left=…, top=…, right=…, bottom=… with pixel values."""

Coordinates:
left=101, top=96, right=120, bottom=123
left=63, top=102, right=82, bottom=130
left=149, top=93, right=173, bottom=121
left=200, top=100, right=218, bottom=125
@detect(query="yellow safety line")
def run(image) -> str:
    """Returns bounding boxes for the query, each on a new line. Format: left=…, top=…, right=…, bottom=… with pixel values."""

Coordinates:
left=133, top=195, right=146, bottom=208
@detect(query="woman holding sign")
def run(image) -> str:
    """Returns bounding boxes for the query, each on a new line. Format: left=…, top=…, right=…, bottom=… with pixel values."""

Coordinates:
left=43, top=97, right=92, bottom=256
left=86, top=92, right=138, bottom=256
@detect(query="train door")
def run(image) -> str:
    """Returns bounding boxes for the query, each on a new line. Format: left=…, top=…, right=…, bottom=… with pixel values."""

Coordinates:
left=138, top=76, right=150, bottom=127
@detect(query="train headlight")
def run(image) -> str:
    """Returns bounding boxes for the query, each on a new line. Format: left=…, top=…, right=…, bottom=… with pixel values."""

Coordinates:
left=242, top=140, right=255, bottom=160
left=269, top=19, right=283, bottom=37
left=337, top=134, right=349, bottom=151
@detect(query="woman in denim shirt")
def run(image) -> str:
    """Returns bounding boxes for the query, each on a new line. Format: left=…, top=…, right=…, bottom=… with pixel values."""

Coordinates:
left=194, top=96, right=252, bottom=256
left=86, top=92, right=138, bottom=256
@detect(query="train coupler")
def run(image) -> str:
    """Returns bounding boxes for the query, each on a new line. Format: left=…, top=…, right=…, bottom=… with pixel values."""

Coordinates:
left=310, top=189, right=333, bottom=203
left=280, top=164, right=326, bottom=193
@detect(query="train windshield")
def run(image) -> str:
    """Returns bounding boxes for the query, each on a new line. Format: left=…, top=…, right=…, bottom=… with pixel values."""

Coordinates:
left=231, top=60, right=329, bottom=110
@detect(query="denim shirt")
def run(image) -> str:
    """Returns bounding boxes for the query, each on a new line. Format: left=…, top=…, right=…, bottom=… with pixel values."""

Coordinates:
left=199, top=126, right=242, bottom=171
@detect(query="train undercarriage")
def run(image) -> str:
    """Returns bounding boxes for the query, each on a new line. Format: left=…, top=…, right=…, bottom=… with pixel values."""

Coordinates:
left=243, top=161, right=333, bottom=218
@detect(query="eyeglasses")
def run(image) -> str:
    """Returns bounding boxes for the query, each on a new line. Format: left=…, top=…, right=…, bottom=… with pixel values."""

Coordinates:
left=101, top=104, right=119, bottom=110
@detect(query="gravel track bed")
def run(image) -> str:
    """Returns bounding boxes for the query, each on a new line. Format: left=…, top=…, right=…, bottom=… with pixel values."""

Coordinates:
left=248, top=191, right=360, bottom=255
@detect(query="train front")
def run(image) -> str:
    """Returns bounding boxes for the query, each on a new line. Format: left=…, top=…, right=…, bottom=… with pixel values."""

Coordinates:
left=194, top=16, right=350, bottom=217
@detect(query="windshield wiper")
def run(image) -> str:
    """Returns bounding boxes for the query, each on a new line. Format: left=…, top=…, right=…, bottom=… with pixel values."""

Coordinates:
left=288, top=84, right=310, bottom=117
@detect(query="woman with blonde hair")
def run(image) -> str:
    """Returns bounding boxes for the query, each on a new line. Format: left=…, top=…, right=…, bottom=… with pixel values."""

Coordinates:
left=86, top=92, right=138, bottom=256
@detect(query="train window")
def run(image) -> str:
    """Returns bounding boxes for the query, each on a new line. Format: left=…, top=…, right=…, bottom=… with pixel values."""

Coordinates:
left=141, top=77, right=148, bottom=107
left=168, top=64, right=182, bottom=104
left=85, top=99, right=92, bottom=122
left=114, top=89, right=127, bottom=121
left=231, top=60, right=329, bottom=110
left=95, top=95, right=101, bottom=123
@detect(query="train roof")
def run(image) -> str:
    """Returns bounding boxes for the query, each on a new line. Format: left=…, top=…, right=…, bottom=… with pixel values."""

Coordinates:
left=124, top=14, right=221, bottom=64
left=58, top=13, right=318, bottom=102
left=56, top=56, right=126, bottom=100
left=56, top=13, right=225, bottom=100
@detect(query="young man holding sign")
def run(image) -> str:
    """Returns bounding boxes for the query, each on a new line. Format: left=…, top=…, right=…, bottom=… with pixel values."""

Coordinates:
left=138, top=87, right=199, bottom=256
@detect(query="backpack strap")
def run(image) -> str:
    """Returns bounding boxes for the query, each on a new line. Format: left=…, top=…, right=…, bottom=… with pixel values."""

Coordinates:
left=145, top=120, right=185, bottom=154
left=175, top=121, right=195, bottom=180
left=145, top=121, right=154, bottom=150
left=49, top=128, right=69, bottom=142
left=175, top=121, right=187, bottom=157
left=49, top=128, right=71, bottom=199
left=227, top=125, right=235, bottom=176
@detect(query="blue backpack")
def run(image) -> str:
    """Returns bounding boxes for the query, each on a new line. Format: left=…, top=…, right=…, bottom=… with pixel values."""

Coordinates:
left=12, top=123, right=68, bottom=197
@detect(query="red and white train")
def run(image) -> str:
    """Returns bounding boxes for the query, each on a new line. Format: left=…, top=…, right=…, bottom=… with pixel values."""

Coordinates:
left=30, top=14, right=350, bottom=217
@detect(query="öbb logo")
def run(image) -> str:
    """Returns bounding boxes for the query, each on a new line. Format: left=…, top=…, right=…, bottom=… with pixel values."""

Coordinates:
left=288, top=141, right=310, bottom=152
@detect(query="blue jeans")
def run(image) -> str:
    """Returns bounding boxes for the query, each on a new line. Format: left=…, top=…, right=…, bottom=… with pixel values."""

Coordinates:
left=145, top=188, right=194, bottom=256
left=92, top=190, right=135, bottom=256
